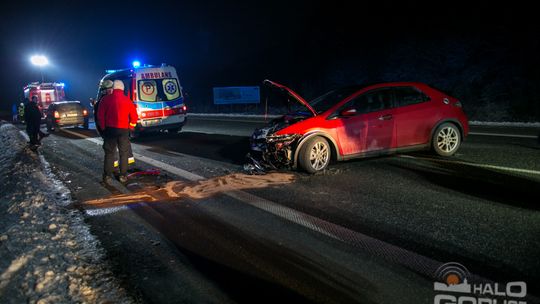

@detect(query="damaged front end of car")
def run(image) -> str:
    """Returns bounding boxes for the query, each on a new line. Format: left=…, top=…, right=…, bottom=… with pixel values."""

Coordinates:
left=245, top=131, right=301, bottom=174
left=244, top=79, right=316, bottom=174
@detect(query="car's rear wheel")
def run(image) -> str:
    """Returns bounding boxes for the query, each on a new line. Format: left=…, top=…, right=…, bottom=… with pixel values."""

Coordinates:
left=432, top=122, right=461, bottom=156
left=167, top=127, right=181, bottom=134
left=46, top=120, right=55, bottom=132
left=298, top=136, right=331, bottom=173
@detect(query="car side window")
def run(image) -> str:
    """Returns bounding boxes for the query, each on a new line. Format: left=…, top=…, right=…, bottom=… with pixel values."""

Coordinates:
left=393, top=86, right=430, bottom=107
left=350, top=89, right=393, bottom=114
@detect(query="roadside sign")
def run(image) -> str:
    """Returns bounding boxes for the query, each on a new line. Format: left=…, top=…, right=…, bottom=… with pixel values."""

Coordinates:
left=213, top=86, right=260, bottom=104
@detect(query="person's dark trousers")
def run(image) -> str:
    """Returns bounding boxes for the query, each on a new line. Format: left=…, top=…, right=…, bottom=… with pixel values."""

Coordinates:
left=102, top=128, right=131, bottom=177
left=26, top=126, right=39, bottom=145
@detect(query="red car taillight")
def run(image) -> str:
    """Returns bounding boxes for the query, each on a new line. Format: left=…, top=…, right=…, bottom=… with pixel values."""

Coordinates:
left=182, top=105, right=187, bottom=112
left=54, top=111, right=60, bottom=119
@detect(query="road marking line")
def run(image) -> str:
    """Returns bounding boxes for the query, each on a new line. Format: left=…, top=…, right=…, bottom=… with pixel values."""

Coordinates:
left=398, top=155, right=540, bottom=175
left=469, top=132, right=538, bottom=139
left=60, top=128, right=446, bottom=278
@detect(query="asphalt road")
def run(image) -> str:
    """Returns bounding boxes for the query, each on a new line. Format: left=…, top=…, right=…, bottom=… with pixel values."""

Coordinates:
left=23, top=116, right=540, bottom=303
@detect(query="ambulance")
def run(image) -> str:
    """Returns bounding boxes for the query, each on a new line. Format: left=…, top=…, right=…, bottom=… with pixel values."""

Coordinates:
left=23, top=82, right=66, bottom=117
left=98, top=63, right=187, bottom=135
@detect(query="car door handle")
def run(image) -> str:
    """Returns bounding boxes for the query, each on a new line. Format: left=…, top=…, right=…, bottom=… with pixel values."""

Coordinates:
left=378, top=114, right=393, bottom=120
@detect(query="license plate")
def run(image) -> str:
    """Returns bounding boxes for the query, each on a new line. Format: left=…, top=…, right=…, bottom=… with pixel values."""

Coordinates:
left=143, top=119, right=161, bottom=126
left=66, top=113, right=78, bottom=117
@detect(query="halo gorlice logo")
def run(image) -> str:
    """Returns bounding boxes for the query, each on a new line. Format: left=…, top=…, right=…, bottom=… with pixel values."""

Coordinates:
left=434, top=262, right=471, bottom=293
left=433, top=262, right=528, bottom=304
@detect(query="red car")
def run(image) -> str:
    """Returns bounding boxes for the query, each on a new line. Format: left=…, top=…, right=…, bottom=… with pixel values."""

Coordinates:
left=250, top=80, right=469, bottom=173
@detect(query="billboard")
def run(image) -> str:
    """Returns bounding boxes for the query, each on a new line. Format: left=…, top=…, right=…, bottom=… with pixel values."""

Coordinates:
left=213, top=86, right=260, bottom=104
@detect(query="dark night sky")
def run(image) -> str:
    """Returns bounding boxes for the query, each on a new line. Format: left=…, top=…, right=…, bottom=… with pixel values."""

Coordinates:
left=1, top=1, right=537, bottom=114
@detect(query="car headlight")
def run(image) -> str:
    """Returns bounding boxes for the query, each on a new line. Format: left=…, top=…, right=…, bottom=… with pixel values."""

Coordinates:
left=266, top=134, right=299, bottom=143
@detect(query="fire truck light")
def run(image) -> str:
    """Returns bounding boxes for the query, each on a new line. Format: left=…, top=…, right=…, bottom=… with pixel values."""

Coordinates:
left=30, top=55, right=49, bottom=66
left=132, top=61, right=141, bottom=68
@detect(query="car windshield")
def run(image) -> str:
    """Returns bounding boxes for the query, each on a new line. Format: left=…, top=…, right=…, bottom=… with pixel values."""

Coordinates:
left=308, top=86, right=363, bottom=113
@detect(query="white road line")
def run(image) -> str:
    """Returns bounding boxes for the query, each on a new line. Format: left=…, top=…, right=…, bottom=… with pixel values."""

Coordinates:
left=398, top=155, right=540, bottom=175
left=469, top=132, right=538, bottom=139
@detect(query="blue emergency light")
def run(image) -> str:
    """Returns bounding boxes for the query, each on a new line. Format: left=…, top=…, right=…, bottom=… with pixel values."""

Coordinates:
left=132, top=61, right=141, bottom=68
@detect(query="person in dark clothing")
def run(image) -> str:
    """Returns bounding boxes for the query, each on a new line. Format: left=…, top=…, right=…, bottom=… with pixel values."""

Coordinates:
left=24, top=97, right=43, bottom=146
left=97, top=80, right=138, bottom=184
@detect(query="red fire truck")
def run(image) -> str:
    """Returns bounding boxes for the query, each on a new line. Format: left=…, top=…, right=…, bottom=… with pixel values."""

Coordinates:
left=23, top=82, right=66, bottom=117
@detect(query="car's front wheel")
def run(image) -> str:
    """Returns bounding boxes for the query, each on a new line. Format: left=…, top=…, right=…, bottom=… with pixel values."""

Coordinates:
left=432, top=122, right=461, bottom=156
left=298, top=136, right=331, bottom=173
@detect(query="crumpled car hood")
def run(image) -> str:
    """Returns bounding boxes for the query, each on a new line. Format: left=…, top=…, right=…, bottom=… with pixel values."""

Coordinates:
left=251, top=111, right=310, bottom=151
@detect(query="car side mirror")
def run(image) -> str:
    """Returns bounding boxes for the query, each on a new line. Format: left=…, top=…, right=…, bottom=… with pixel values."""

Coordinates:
left=340, top=107, right=357, bottom=117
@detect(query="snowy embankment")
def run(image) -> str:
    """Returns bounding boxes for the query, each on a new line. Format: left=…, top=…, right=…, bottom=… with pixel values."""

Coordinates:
left=0, top=122, right=132, bottom=304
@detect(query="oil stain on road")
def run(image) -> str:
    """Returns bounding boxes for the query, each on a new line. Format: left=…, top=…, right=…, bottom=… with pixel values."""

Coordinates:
left=82, top=172, right=295, bottom=209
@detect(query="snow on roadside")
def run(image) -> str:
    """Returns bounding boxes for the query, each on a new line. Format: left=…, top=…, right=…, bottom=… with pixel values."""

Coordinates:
left=0, top=123, right=133, bottom=304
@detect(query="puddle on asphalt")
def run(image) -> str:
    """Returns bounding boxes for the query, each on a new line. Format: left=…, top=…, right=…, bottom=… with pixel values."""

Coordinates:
left=82, top=172, right=295, bottom=209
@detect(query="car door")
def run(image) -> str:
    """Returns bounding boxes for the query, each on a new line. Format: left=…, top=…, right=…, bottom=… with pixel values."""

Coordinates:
left=392, top=86, right=439, bottom=147
left=360, top=88, right=395, bottom=152
left=333, top=88, right=395, bottom=155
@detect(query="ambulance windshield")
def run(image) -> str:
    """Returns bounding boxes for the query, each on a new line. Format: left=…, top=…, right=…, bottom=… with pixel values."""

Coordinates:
left=138, top=78, right=181, bottom=102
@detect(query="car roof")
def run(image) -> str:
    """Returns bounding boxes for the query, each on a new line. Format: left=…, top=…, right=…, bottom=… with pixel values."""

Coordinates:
left=361, top=82, right=430, bottom=90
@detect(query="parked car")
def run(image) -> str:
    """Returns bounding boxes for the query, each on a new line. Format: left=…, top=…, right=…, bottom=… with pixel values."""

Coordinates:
left=251, top=80, right=469, bottom=173
left=45, top=101, right=89, bottom=131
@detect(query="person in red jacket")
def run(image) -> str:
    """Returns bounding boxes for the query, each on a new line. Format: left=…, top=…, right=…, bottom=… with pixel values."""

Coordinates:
left=97, top=80, right=138, bottom=184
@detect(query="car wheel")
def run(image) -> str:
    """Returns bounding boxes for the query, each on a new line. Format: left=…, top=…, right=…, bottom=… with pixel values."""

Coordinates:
left=432, top=122, right=461, bottom=156
left=167, top=127, right=181, bottom=134
left=46, top=120, right=56, bottom=132
left=298, top=136, right=331, bottom=173
left=83, top=120, right=89, bottom=129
